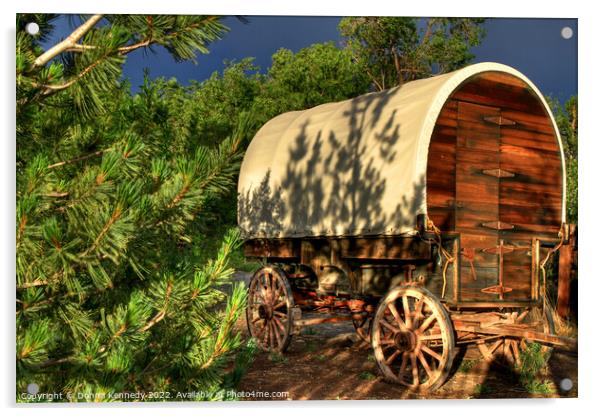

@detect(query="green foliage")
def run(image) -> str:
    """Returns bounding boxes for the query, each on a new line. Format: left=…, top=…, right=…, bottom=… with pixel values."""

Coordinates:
left=339, top=17, right=486, bottom=90
left=162, top=42, right=372, bottom=149
left=516, top=343, right=554, bottom=395
left=473, top=383, right=492, bottom=396
left=17, top=15, right=227, bottom=119
left=265, top=42, right=371, bottom=112
left=16, top=14, right=251, bottom=401
left=547, top=95, right=578, bottom=224
left=268, top=352, right=288, bottom=364
left=358, top=371, right=377, bottom=381
left=458, top=359, right=477, bottom=374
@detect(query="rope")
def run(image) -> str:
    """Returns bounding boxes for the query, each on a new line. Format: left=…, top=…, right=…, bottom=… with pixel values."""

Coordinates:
left=420, top=219, right=455, bottom=298
left=463, top=248, right=478, bottom=281
left=539, top=226, right=565, bottom=312
left=420, top=218, right=566, bottom=305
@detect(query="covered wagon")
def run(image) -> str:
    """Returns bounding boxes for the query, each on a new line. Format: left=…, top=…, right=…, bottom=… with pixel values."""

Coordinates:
left=238, top=62, right=573, bottom=390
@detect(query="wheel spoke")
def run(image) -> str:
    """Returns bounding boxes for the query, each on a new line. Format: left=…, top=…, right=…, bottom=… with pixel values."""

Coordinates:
left=273, top=301, right=287, bottom=310
left=398, top=351, right=409, bottom=380
left=276, top=280, right=285, bottom=299
left=402, top=296, right=413, bottom=328
left=414, top=295, right=425, bottom=321
left=273, top=310, right=288, bottom=318
left=379, top=318, right=399, bottom=334
left=268, top=272, right=275, bottom=294
left=269, top=320, right=276, bottom=349
left=260, top=322, right=270, bottom=347
left=264, top=320, right=271, bottom=348
left=271, top=320, right=282, bottom=347
left=254, top=320, right=267, bottom=338
left=510, top=340, right=521, bottom=366
left=417, top=312, right=437, bottom=334
left=385, top=349, right=401, bottom=365
left=388, top=303, right=408, bottom=331
left=503, top=339, right=513, bottom=363
left=259, top=283, right=268, bottom=304
left=489, top=338, right=503, bottom=355
left=417, top=349, right=433, bottom=378
left=273, top=315, right=286, bottom=334
left=419, top=333, right=443, bottom=342
left=380, top=338, right=396, bottom=346
left=256, top=290, right=268, bottom=304
left=410, top=353, right=419, bottom=386
left=421, top=345, right=442, bottom=362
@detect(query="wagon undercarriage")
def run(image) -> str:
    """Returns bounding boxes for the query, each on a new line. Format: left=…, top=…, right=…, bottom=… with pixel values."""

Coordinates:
left=246, top=259, right=575, bottom=391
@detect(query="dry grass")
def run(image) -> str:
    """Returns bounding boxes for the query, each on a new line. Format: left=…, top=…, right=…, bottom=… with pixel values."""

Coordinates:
left=545, top=292, right=578, bottom=338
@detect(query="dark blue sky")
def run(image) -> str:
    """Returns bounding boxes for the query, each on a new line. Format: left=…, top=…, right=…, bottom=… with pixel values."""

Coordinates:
left=43, top=16, right=578, bottom=102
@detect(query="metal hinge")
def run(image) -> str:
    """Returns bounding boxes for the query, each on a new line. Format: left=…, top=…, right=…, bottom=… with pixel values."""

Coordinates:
left=481, top=168, right=516, bottom=178
left=483, top=115, right=516, bottom=126
left=481, top=285, right=513, bottom=295
left=481, top=221, right=515, bottom=230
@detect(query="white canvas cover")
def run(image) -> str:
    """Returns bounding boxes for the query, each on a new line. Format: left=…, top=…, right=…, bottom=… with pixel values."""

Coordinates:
left=238, top=62, right=566, bottom=239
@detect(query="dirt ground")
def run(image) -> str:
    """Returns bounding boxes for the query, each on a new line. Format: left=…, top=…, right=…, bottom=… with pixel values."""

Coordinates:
left=233, top=273, right=578, bottom=401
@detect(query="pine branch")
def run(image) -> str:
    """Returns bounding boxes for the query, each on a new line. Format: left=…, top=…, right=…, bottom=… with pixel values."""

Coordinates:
left=139, top=279, right=173, bottom=332
left=16, top=214, right=27, bottom=247
left=65, top=43, right=97, bottom=52
left=33, top=14, right=104, bottom=68
left=81, top=205, right=123, bottom=257
left=165, top=180, right=191, bottom=210
left=39, top=52, right=113, bottom=95
left=17, top=271, right=63, bottom=290
left=48, top=36, right=152, bottom=57
left=47, top=149, right=106, bottom=169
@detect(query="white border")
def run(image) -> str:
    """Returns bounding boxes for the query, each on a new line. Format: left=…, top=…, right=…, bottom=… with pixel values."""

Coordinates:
left=2, top=2, right=595, bottom=416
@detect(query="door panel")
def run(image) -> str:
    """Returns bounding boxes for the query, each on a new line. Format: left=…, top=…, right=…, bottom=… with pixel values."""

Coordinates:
left=456, top=101, right=502, bottom=301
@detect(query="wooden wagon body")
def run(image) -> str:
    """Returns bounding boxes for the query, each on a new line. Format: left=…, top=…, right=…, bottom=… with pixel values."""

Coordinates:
left=238, top=62, right=574, bottom=390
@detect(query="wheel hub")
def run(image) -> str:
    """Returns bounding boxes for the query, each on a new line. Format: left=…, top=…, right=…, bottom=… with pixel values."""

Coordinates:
left=258, top=304, right=272, bottom=320
left=394, top=330, right=417, bottom=352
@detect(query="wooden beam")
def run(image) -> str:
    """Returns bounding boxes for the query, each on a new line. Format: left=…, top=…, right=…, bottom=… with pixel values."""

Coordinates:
left=452, top=320, right=577, bottom=351
left=294, top=315, right=353, bottom=327
left=557, top=224, right=577, bottom=318
left=243, top=239, right=299, bottom=258
left=340, top=236, right=431, bottom=260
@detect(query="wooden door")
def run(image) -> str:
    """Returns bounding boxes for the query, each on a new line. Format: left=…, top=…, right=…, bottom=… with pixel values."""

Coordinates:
left=455, top=101, right=503, bottom=301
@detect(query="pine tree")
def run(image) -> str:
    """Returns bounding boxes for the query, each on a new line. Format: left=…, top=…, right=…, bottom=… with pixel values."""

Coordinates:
left=16, top=14, right=253, bottom=401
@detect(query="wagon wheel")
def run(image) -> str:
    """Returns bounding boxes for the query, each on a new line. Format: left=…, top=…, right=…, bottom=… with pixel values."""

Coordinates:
left=352, top=316, right=372, bottom=343
left=246, top=266, right=294, bottom=353
left=371, top=286, right=455, bottom=391
left=477, top=306, right=555, bottom=367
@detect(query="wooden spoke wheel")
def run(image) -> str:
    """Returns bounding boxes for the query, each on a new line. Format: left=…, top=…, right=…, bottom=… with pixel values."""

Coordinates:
left=246, top=266, right=294, bottom=353
left=371, top=286, right=455, bottom=391
left=477, top=306, right=555, bottom=367
left=352, top=316, right=372, bottom=343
